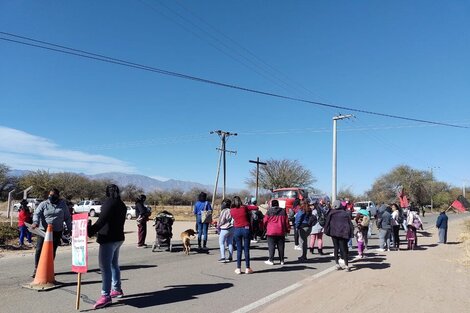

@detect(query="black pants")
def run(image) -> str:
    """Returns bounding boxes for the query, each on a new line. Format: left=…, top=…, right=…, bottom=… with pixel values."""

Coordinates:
left=392, top=225, right=400, bottom=249
left=267, top=236, right=285, bottom=262
left=298, top=227, right=310, bottom=258
left=294, top=226, right=299, bottom=246
left=35, top=231, right=62, bottom=268
left=332, top=236, right=349, bottom=266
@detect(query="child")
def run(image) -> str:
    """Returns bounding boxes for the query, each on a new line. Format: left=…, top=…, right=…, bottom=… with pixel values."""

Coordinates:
left=355, top=225, right=365, bottom=258
left=406, top=226, right=416, bottom=250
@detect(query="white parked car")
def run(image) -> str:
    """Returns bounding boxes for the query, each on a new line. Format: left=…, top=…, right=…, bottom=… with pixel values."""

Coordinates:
left=13, top=198, right=41, bottom=212
left=126, top=206, right=136, bottom=220
left=353, top=201, right=377, bottom=218
left=73, top=200, right=102, bottom=217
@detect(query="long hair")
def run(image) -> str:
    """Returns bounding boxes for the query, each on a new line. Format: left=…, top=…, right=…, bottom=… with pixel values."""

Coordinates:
left=106, top=184, right=120, bottom=199
left=231, top=196, right=243, bottom=208
left=301, top=199, right=312, bottom=214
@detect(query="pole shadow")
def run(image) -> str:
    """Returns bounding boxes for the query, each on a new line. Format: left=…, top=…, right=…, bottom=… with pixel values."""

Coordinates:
left=120, top=283, right=233, bottom=308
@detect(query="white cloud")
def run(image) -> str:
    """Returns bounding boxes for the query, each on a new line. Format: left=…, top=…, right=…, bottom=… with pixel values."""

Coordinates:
left=0, top=126, right=136, bottom=174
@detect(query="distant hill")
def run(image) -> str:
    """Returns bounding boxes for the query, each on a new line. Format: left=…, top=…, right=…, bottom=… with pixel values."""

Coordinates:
left=9, top=169, right=240, bottom=193
left=88, top=172, right=215, bottom=192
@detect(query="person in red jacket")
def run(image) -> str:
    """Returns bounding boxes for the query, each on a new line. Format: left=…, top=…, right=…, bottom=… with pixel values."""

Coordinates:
left=263, top=200, right=290, bottom=265
left=230, top=196, right=253, bottom=274
left=17, top=200, right=32, bottom=247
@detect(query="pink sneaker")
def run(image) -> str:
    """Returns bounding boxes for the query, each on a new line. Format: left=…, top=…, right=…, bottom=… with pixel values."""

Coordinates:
left=110, top=289, right=124, bottom=298
left=94, top=295, right=112, bottom=309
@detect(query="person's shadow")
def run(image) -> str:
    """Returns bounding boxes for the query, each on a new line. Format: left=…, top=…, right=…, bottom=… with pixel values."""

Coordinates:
left=120, top=283, right=233, bottom=308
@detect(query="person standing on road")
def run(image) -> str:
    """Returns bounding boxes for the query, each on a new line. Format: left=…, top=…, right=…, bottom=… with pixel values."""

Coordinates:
left=88, top=184, right=127, bottom=309
left=263, top=200, right=290, bottom=265
left=309, top=202, right=326, bottom=255
left=406, top=206, right=422, bottom=248
left=324, top=200, right=354, bottom=271
left=193, top=192, right=212, bottom=250
left=135, top=194, right=150, bottom=248
left=436, top=210, right=448, bottom=244
left=295, top=199, right=314, bottom=262
left=31, top=188, right=72, bottom=277
left=391, top=203, right=401, bottom=250
left=288, top=198, right=301, bottom=250
left=217, top=199, right=234, bottom=262
left=18, top=199, right=33, bottom=247
left=377, top=205, right=392, bottom=251
left=230, top=196, right=253, bottom=274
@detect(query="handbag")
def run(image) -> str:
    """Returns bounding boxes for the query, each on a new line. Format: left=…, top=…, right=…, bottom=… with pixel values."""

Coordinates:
left=201, top=202, right=212, bottom=224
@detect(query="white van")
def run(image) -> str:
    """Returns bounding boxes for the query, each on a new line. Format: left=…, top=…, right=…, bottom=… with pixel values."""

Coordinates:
left=353, top=201, right=377, bottom=218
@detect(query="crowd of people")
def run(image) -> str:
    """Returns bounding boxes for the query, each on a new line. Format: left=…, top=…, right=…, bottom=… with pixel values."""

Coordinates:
left=15, top=187, right=451, bottom=310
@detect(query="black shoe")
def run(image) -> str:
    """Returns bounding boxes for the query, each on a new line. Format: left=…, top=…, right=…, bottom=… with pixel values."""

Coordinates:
left=309, top=247, right=314, bottom=254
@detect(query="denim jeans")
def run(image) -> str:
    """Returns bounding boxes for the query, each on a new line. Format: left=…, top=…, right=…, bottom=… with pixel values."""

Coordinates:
left=19, top=225, right=32, bottom=245
left=379, top=229, right=391, bottom=250
left=99, top=241, right=124, bottom=296
left=219, top=228, right=234, bottom=259
left=196, top=214, right=209, bottom=242
left=234, top=227, right=251, bottom=269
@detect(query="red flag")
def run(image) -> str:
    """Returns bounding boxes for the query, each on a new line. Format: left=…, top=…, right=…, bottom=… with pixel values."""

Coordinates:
left=451, top=200, right=466, bottom=213
left=398, top=187, right=409, bottom=208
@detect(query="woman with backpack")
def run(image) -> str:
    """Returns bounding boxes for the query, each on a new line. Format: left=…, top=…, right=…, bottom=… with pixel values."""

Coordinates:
left=295, top=199, right=316, bottom=262
left=309, top=202, right=326, bottom=255
left=217, top=199, right=234, bottom=263
left=406, top=206, right=422, bottom=248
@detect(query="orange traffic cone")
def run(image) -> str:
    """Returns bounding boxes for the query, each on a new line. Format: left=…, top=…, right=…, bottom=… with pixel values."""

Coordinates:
left=23, top=224, right=58, bottom=290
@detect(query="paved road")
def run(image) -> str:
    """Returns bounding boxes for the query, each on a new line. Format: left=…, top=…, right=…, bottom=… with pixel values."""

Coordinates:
left=0, top=212, right=463, bottom=313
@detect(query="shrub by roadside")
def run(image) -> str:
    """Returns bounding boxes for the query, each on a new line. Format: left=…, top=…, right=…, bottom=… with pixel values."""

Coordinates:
left=460, top=219, right=470, bottom=267
left=0, top=221, right=19, bottom=246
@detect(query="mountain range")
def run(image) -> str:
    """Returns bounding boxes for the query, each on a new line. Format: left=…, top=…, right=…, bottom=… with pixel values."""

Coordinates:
left=9, top=169, right=240, bottom=193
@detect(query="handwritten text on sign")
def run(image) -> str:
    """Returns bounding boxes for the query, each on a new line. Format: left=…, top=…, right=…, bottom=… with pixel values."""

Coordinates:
left=72, top=213, right=88, bottom=273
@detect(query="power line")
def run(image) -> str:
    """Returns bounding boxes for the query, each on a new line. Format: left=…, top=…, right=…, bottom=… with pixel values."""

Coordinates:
left=0, top=31, right=468, bottom=129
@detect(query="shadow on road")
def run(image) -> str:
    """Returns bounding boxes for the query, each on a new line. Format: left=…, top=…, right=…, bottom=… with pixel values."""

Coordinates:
left=254, top=265, right=316, bottom=274
left=352, top=262, right=391, bottom=270
left=56, top=264, right=157, bottom=276
left=120, top=283, right=233, bottom=308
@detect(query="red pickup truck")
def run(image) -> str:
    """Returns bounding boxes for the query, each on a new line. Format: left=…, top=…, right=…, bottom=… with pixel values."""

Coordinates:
left=270, top=188, right=308, bottom=210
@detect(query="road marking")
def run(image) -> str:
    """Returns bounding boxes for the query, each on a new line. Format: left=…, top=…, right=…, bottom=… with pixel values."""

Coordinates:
left=231, top=265, right=337, bottom=313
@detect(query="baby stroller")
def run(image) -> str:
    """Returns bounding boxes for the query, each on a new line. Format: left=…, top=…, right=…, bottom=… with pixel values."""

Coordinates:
left=152, top=210, right=174, bottom=252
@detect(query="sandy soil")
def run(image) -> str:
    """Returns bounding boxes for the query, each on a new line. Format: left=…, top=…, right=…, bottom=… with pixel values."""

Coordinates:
left=259, top=218, right=470, bottom=313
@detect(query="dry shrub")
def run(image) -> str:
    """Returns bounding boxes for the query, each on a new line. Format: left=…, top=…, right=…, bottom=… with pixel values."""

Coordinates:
left=0, top=222, right=19, bottom=245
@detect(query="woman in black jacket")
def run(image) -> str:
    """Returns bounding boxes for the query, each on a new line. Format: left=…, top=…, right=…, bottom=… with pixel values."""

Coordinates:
left=324, top=200, right=354, bottom=271
left=88, top=184, right=127, bottom=309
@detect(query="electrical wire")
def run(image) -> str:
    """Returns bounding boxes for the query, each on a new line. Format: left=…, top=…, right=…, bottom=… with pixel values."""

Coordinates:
left=0, top=31, right=468, bottom=129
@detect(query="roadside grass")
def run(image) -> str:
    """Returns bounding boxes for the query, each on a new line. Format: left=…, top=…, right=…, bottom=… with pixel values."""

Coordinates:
left=0, top=218, right=19, bottom=246
left=459, top=219, right=470, bottom=267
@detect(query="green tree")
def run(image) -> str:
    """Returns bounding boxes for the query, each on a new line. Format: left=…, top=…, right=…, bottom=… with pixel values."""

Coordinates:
left=246, top=159, right=315, bottom=191
left=121, top=184, right=144, bottom=202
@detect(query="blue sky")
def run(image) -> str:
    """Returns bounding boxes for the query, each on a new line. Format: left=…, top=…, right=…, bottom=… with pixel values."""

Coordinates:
left=1, top=1, right=469, bottom=195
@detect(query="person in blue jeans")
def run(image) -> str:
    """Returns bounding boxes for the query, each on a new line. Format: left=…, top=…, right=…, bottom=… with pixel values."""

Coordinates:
left=88, top=184, right=127, bottom=310
left=193, top=192, right=212, bottom=250
left=217, top=199, right=234, bottom=262
left=230, top=196, right=253, bottom=274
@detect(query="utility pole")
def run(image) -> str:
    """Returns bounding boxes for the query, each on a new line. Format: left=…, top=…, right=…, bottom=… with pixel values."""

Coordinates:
left=249, top=157, right=267, bottom=202
left=210, top=130, right=237, bottom=201
left=331, top=114, right=353, bottom=202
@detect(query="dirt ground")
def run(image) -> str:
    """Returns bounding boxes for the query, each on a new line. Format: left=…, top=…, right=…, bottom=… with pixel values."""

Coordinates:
left=259, top=218, right=470, bottom=313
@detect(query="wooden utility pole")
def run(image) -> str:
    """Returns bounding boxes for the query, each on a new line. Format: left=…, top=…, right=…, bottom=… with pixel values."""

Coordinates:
left=210, top=130, right=237, bottom=201
left=249, top=157, right=267, bottom=202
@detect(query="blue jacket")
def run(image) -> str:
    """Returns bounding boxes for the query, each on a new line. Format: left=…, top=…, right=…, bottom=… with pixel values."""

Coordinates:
left=193, top=201, right=212, bottom=215
left=436, top=212, right=448, bottom=229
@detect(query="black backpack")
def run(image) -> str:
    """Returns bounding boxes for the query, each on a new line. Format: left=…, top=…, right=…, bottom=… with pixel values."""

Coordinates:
left=317, top=208, right=326, bottom=227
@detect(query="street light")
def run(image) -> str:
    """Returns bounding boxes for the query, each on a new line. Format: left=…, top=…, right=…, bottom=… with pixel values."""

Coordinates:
left=331, top=114, right=353, bottom=202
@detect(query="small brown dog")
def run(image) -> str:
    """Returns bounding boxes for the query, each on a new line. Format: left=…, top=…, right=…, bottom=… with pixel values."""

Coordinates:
left=181, top=229, right=196, bottom=255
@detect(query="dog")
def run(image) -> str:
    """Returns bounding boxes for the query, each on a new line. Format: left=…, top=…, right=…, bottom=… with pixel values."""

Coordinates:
left=180, top=229, right=196, bottom=255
